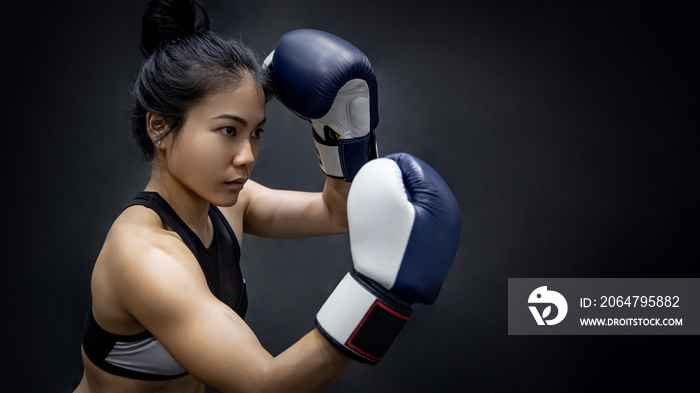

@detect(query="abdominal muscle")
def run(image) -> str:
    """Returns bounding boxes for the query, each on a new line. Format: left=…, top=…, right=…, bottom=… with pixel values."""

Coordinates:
left=74, top=347, right=206, bottom=393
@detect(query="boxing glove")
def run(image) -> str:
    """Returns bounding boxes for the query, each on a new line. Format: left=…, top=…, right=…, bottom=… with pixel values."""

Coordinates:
left=264, top=29, right=378, bottom=182
left=315, top=153, right=461, bottom=364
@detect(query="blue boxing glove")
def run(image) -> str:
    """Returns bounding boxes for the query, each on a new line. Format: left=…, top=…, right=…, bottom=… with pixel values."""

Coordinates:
left=264, top=29, right=378, bottom=181
left=315, top=153, right=461, bottom=364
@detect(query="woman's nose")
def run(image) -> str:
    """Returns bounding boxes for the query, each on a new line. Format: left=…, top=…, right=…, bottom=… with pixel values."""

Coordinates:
left=233, top=139, right=256, bottom=167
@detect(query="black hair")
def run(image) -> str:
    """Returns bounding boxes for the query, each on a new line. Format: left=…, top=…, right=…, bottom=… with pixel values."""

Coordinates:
left=129, top=0, right=271, bottom=161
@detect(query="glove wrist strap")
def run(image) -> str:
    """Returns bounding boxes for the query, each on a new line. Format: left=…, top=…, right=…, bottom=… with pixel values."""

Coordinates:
left=313, top=129, right=377, bottom=182
left=315, top=271, right=411, bottom=364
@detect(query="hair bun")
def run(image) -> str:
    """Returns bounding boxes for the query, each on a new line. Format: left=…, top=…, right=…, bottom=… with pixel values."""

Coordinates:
left=139, top=0, right=210, bottom=58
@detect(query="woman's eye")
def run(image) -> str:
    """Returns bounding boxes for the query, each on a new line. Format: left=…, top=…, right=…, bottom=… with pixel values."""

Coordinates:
left=221, top=126, right=236, bottom=136
left=252, top=128, right=265, bottom=138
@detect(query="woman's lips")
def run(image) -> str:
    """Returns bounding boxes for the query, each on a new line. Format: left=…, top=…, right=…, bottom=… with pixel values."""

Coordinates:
left=225, top=178, right=247, bottom=191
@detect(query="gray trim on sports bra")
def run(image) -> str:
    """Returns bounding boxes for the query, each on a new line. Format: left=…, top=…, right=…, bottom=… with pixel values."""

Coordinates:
left=83, top=306, right=188, bottom=380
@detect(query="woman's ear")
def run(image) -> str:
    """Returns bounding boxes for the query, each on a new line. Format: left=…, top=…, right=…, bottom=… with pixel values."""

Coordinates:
left=146, top=112, right=169, bottom=148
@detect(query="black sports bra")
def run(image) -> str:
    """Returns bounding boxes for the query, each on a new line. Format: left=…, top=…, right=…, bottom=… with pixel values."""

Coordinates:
left=82, top=192, right=247, bottom=380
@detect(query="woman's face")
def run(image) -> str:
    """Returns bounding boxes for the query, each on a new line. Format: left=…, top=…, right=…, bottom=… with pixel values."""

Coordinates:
left=165, top=76, right=267, bottom=207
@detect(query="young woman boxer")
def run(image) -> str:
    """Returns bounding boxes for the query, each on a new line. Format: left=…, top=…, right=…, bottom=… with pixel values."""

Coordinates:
left=74, top=1, right=460, bottom=392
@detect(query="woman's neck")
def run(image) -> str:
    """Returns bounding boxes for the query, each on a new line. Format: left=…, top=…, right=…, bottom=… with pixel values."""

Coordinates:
left=145, top=171, right=213, bottom=247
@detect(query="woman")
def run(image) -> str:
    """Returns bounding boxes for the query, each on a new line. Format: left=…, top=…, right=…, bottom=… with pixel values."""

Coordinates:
left=74, top=0, right=353, bottom=391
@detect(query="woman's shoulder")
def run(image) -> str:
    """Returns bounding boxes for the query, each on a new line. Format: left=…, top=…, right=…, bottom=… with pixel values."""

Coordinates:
left=91, top=205, right=210, bottom=334
left=108, top=205, right=180, bottom=252
left=96, top=205, right=200, bottom=283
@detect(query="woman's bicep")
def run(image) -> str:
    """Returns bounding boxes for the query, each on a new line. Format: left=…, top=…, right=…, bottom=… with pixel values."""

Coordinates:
left=120, top=251, right=350, bottom=392
left=121, top=250, right=274, bottom=390
left=157, top=297, right=274, bottom=390
left=163, top=301, right=351, bottom=393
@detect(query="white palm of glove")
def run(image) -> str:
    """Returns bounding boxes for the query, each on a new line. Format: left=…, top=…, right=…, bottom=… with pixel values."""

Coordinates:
left=312, top=79, right=373, bottom=178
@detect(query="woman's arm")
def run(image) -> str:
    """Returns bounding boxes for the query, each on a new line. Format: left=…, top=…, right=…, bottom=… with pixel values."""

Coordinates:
left=115, top=234, right=351, bottom=393
left=227, top=178, right=351, bottom=239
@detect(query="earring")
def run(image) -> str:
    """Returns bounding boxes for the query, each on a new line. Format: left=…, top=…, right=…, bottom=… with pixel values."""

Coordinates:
left=153, top=137, right=162, bottom=145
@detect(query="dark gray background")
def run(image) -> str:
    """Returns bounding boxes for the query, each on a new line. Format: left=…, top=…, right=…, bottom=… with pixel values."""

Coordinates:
left=4, top=0, right=697, bottom=391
